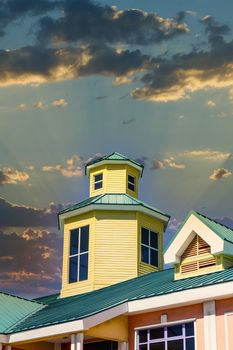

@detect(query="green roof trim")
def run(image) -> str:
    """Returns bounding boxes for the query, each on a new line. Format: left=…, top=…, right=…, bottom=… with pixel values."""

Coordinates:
left=6, top=266, right=233, bottom=334
left=58, top=193, right=170, bottom=221
left=164, top=210, right=233, bottom=253
left=85, top=152, right=144, bottom=176
left=0, top=292, right=45, bottom=333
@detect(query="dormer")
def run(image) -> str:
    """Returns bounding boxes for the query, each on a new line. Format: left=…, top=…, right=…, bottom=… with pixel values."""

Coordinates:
left=85, top=152, right=143, bottom=198
left=164, top=211, right=233, bottom=280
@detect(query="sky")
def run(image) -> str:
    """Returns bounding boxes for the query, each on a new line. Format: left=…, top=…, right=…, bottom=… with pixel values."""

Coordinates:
left=0, top=0, right=233, bottom=298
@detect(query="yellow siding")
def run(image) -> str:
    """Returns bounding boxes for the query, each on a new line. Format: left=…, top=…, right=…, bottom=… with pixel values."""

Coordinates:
left=60, top=211, right=96, bottom=298
left=105, top=164, right=126, bottom=194
left=85, top=316, right=128, bottom=341
left=94, top=210, right=138, bottom=289
left=137, top=212, right=164, bottom=276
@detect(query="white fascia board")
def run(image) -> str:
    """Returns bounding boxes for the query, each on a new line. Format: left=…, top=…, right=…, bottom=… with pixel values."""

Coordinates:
left=8, top=304, right=128, bottom=344
left=86, top=160, right=143, bottom=177
left=128, top=280, right=233, bottom=314
left=164, top=214, right=224, bottom=264
left=0, top=334, right=9, bottom=343
left=59, top=204, right=169, bottom=231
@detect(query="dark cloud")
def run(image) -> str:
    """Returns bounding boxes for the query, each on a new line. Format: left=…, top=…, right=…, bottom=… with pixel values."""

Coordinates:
left=122, top=118, right=135, bottom=125
left=0, top=0, right=61, bottom=37
left=131, top=18, right=233, bottom=102
left=0, top=197, right=64, bottom=228
left=0, top=45, right=151, bottom=87
left=0, top=229, right=62, bottom=297
left=37, top=0, right=188, bottom=46
left=215, top=216, right=233, bottom=230
left=134, top=156, right=148, bottom=167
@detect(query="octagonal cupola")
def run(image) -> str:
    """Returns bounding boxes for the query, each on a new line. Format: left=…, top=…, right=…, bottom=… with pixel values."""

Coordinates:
left=85, top=152, right=144, bottom=198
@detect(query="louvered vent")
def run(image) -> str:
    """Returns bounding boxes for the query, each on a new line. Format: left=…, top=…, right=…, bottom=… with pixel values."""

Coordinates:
left=181, top=262, right=198, bottom=274
left=181, top=235, right=211, bottom=260
left=199, top=258, right=216, bottom=269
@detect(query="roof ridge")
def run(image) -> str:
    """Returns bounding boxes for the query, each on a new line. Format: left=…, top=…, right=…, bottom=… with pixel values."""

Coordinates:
left=0, top=291, right=44, bottom=305
left=195, top=211, right=233, bottom=232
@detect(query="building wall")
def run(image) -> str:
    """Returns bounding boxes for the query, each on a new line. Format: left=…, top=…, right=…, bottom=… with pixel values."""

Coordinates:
left=128, top=304, right=204, bottom=350
left=216, top=297, right=233, bottom=350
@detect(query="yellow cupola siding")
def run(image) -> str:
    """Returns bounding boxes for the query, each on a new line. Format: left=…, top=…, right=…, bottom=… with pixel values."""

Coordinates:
left=59, top=152, right=170, bottom=298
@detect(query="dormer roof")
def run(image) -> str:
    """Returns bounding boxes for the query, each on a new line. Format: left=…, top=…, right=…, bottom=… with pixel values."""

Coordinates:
left=85, top=152, right=144, bottom=177
left=164, top=210, right=233, bottom=265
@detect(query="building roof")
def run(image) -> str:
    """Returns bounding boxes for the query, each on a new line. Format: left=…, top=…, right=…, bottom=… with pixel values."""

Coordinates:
left=85, top=152, right=144, bottom=176
left=4, top=266, right=233, bottom=334
left=58, top=193, right=170, bottom=224
left=0, top=292, right=44, bottom=333
left=164, top=210, right=233, bottom=253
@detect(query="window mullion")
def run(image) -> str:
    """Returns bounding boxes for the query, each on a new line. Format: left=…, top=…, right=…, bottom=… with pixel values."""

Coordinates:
left=77, top=228, right=81, bottom=281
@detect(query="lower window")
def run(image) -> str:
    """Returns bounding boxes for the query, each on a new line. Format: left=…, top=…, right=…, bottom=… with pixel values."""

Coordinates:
left=138, top=322, right=195, bottom=350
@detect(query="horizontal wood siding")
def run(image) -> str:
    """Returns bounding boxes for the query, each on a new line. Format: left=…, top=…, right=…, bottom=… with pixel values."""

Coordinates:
left=60, top=211, right=96, bottom=298
left=137, top=212, right=164, bottom=276
left=94, top=210, right=138, bottom=288
left=105, top=164, right=126, bottom=194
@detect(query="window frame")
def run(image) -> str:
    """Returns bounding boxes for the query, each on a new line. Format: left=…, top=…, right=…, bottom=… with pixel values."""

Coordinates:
left=128, top=174, right=136, bottom=192
left=94, top=172, right=103, bottom=190
left=136, top=321, right=196, bottom=350
left=141, top=227, right=159, bottom=267
left=68, top=225, right=89, bottom=284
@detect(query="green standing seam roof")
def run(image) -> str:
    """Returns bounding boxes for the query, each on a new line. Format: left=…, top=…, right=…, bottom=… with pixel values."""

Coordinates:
left=164, top=210, right=233, bottom=252
left=58, top=193, right=170, bottom=220
left=0, top=292, right=45, bottom=333
left=85, top=152, right=144, bottom=176
left=4, top=266, right=233, bottom=334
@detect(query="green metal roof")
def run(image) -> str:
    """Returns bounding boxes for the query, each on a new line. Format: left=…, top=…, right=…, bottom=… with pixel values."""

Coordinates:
left=164, top=210, right=233, bottom=252
left=0, top=292, right=45, bottom=333
left=58, top=193, right=170, bottom=220
left=5, top=266, right=233, bottom=334
left=85, top=152, right=144, bottom=175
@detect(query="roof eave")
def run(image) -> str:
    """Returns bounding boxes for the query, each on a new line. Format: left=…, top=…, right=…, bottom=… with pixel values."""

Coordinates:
left=85, top=160, right=144, bottom=177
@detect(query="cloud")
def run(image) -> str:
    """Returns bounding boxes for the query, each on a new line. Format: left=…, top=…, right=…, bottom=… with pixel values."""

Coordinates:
left=206, top=100, right=216, bottom=107
left=0, top=197, right=64, bottom=228
left=33, top=100, right=45, bottom=109
left=214, top=216, right=233, bottom=229
left=151, top=157, right=186, bottom=170
left=0, top=229, right=62, bottom=297
left=37, top=0, right=188, bottom=46
left=0, top=167, right=29, bottom=185
left=180, top=149, right=231, bottom=161
left=18, top=103, right=27, bottom=110
left=42, top=154, right=83, bottom=177
left=131, top=18, right=233, bottom=102
left=51, top=98, right=68, bottom=107
left=122, top=118, right=135, bottom=125
left=0, top=0, right=61, bottom=37
left=96, top=96, right=108, bottom=100
left=209, top=168, right=232, bottom=180
left=229, top=88, right=233, bottom=102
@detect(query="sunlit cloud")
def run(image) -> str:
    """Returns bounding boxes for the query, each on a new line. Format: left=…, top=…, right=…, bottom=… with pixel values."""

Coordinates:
left=0, top=168, right=29, bottom=185
left=209, top=168, right=232, bottom=180
left=180, top=149, right=231, bottom=161
left=206, top=100, right=216, bottom=107
left=151, top=157, right=186, bottom=170
left=42, top=154, right=83, bottom=177
left=51, top=98, right=68, bottom=107
left=33, top=101, right=45, bottom=109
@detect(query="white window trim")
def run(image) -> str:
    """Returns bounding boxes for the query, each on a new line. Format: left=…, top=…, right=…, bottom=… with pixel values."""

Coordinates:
left=135, top=319, right=196, bottom=350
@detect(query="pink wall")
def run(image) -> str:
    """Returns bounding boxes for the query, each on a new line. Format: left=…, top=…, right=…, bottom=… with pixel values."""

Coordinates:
left=216, top=297, right=233, bottom=350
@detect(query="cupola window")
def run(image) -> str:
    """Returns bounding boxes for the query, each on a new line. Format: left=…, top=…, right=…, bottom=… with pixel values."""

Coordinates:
left=128, top=174, right=135, bottom=192
left=69, top=225, right=89, bottom=283
left=94, top=173, right=103, bottom=190
left=141, top=227, right=159, bottom=267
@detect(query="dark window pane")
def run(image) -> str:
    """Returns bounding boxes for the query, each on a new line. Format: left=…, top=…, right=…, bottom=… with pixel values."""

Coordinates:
left=150, top=343, right=165, bottom=350
left=185, top=338, right=194, bottom=350
left=80, top=226, right=89, bottom=252
left=95, top=173, right=103, bottom=182
left=94, top=181, right=102, bottom=190
left=142, top=228, right=149, bottom=245
left=139, top=330, right=147, bottom=343
left=70, top=229, right=79, bottom=255
left=167, top=339, right=183, bottom=350
left=185, top=323, right=194, bottom=336
left=128, top=175, right=135, bottom=184
left=69, top=256, right=78, bottom=283
left=139, top=345, right=147, bottom=350
left=141, top=246, right=149, bottom=264
left=150, top=231, right=158, bottom=249
left=167, top=325, right=182, bottom=337
left=150, top=327, right=164, bottom=340
left=80, top=253, right=88, bottom=281
left=150, top=250, right=158, bottom=267
left=128, top=182, right=135, bottom=191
